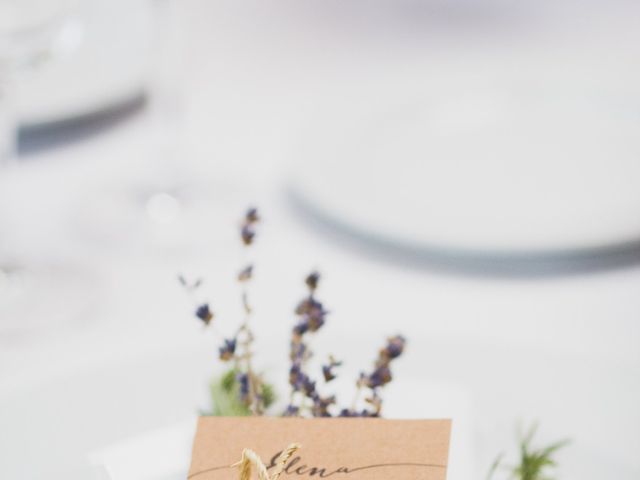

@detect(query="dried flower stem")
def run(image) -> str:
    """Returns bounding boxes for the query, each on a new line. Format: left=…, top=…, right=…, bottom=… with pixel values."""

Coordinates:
left=237, top=211, right=263, bottom=415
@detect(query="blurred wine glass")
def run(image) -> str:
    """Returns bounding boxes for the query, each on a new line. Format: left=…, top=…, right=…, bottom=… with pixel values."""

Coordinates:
left=0, top=0, right=98, bottom=337
left=70, top=0, right=224, bottom=254
left=0, top=0, right=82, bottom=159
left=0, top=75, right=12, bottom=165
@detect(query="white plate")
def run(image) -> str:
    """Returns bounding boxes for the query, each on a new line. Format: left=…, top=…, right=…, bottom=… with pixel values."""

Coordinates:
left=289, top=73, right=640, bottom=267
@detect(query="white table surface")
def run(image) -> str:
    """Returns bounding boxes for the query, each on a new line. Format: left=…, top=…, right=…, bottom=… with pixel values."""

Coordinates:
left=0, top=1, right=639, bottom=479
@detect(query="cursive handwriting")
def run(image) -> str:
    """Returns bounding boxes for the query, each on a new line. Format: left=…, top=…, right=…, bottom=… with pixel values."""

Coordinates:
left=266, top=452, right=445, bottom=478
left=188, top=451, right=445, bottom=479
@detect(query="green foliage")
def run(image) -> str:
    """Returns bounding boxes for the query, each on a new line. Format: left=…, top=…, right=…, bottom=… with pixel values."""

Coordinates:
left=513, top=425, right=568, bottom=480
left=220, top=369, right=237, bottom=394
left=486, top=454, right=504, bottom=480
left=204, top=368, right=276, bottom=416
left=489, top=424, right=569, bottom=480
left=261, top=382, right=276, bottom=409
left=209, top=370, right=251, bottom=416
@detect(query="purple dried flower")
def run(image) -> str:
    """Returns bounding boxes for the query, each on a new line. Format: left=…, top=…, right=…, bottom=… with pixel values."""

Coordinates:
left=289, top=364, right=304, bottom=391
left=289, top=364, right=317, bottom=397
left=322, top=356, right=341, bottom=383
left=382, top=335, right=406, bottom=360
left=240, top=208, right=260, bottom=245
left=218, top=338, right=237, bottom=361
left=301, top=376, right=316, bottom=396
left=353, top=335, right=406, bottom=412
left=322, top=365, right=336, bottom=382
left=292, top=320, right=310, bottom=338
left=283, top=404, right=300, bottom=417
left=237, top=373, right=250, bottom=404
left=311, top=395, right=336, bottom=417
left=305, top=271, right=320, bottom=291
left=291, top=342, right=307, bottom=362
left=338, top=408, right=377, bottom=417
left=238, top=265, right=253, bottom=282
left=241, top=224, right=255, bottom=246
left=295, top=297, right=327, bottom=332
left=245, top=207, right=259, bottom=224
left=362, top=409, right=380, bottom=418
left=308, top=308, right=327, bottom=333
left=295, top=297, right=324, bottom=316
left=365, top=365, right=392, bottom=388
left=195, top=303, right=213, bottom=325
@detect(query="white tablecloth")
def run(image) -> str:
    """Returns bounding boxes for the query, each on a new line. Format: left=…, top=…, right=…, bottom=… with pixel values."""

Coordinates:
left=0, top=1, right=638, bottom=479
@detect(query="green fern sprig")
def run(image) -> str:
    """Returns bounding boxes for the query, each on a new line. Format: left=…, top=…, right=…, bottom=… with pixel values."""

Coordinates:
left=489, top=423, right=569, bottom=480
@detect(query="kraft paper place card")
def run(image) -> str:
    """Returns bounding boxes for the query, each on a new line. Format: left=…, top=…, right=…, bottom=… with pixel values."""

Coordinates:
left=188, top=417, right=451, bottom=480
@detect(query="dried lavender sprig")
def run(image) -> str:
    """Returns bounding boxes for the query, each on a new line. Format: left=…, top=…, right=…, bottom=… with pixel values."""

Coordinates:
left=286, top=272, right=406, bottom=418
left=233, top=208, right=267, bottom=414
left=241, top=207, right=259, bottom=246
left=185, top=208, right=269, bottom=415
left=286, top=272, right=332, bottom=417
left=178, top=275, right=212, bottom=326
left=184, top=207, right=406, bottom=419
left=346, top=335, right=406, bottom=417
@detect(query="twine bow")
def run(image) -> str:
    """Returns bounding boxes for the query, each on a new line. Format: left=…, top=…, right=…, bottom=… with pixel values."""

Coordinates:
left=232, top=443, right=301, bottom=480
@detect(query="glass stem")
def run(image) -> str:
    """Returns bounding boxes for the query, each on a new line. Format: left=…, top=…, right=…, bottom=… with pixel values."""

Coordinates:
left=0, top=70, right=17, bottom=167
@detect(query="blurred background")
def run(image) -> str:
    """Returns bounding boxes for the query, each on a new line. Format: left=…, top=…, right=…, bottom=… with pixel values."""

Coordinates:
left=0, top=0, right=639, bottom=479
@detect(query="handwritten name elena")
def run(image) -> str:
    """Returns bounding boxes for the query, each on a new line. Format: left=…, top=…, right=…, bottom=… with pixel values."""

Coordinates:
left=266, top=451, right=349, bottom=477
left=265, top=451, right=443, bottom=478
left=188, top=451, right=444, bottom=479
